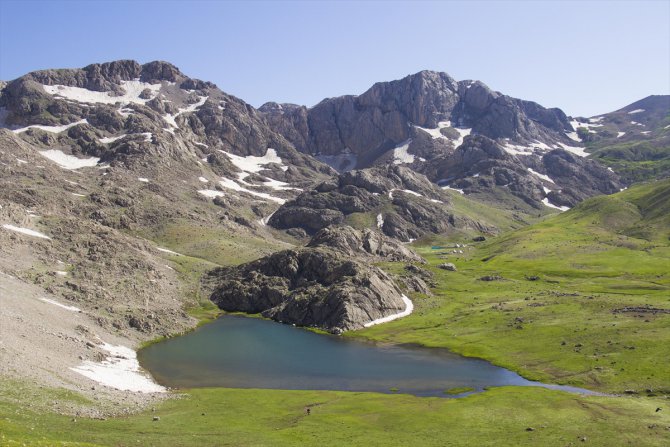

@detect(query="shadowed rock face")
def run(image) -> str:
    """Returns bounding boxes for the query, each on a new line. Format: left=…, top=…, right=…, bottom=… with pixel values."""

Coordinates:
left=260, top=70, right=573, bottom=170
left=208, top=247, right=407, bottom=332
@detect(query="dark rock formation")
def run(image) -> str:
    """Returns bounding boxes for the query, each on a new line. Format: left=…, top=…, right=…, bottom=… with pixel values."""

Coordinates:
left=260, top=70, right=574, bottom=170
left=208, top=247, right=407, bottom=332
left=268, top=164, right=475, bottom=241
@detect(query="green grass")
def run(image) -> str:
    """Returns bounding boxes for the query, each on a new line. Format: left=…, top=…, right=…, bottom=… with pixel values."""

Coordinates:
left=3, top=181, right=670, bottom=446
left=352, top=180, right=670, bottom=393
left=444, top=386, right=475, bottom=395
left=1, top=386, right=668, bottom=446
left=138, top=218, right=292, bottom=267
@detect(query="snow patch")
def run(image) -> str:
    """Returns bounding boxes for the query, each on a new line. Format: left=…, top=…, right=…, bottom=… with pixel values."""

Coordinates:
left=43, top=80, right=161, bottom=105
left=198, top=189, right=224, bottom=198
left=542, top=198, right=570, bottom=212
left=218, top=178, right=286, bottom=204
left=198, top=176, right=208, bottom=183
left=70, top=343, right=166, bottom=393
left=557, top=143, right=588, bottom=157
left=630, top=121, right=644, bottom=126
left=40, top=297, right=80, bottom=312
left=138, top=178, right=149, bottom=183
left=376, top=213, right=384, bottom=229
left=220, top=148, right=285, bottom=173
left=627, top=109, right=645, bottom=114
left=527, top=168, right=556, bottom=184
left=13, top=119, right=88, bottom=134
left=400, top=189, right=422, bottom=197
left=156, top=247, right=182, bottom=256
left=392, top=140, right=414, bottom=164
left=363, top=295, right=413, bottom=327
left=99, top=134, right=127, bottom=144
left=38, top=150, right=100, bottom=169
left=163, top=96, right=208, bottom=129
left=413, top=120, right=451, bottom=139
left=617, top=132, right=626, bottom=138
left=2, top=224, right=51, bottom=239
left=441, top=185, right=465, bottom=195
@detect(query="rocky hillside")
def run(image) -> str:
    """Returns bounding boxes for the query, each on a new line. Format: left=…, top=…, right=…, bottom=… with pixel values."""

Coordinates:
left=268, top=164, right=494, bottom=241
left=572, top=95, right=670, bottom=183
left=0, top=60, right=339, bottom=349
left=260, top=70, right=623, bottom=210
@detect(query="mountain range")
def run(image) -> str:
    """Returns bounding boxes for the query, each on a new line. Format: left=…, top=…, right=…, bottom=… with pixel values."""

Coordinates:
left=0, top=60, right=668, bottom=408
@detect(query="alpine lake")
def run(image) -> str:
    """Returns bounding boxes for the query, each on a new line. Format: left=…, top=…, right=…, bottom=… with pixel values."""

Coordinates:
left=138, top=314, right=597, bottom=397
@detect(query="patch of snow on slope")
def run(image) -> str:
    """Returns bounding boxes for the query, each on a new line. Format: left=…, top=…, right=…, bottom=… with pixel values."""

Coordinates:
left=617, top=132, right=626, bottom=138
left=99, top=134, right=127, bottom=144
left=2, top=224, right=51, bottom=239
left=163, top=96, right=208, bottom=129
left=565, top=131, right=581, bottom=142
left=140, top=132, right=152, bottom=143
left=392, top=140, right=413, bottom=164
left=43, top=80, right=161, bottom=105
left=377, top=213, right=384, bottom=229
left=589, top=116, right=605, bottom=123
left=542, top=198, right=570, bottom=212
left=400, top=189, right=422, bottom=197
left=414, top=120, right=452, bottom=139
left=198, top=176, right=208, bottom=183
left=220, top=149, right=285, bottom=173
left=453, top=127, right=472, bottom=147
left=557, top=143, right=588, bottom=157
left=38, top=150, right=100, bottom=169
left=13, top=119, right=88, bottom=134
left=198, top=190, right=224, bottom=198
left=137, top=178, right=149, bottom=183
left=627, top=109, right=645, bottom=114
left=261, top=177, right=302, bottom=191
left=441, top=185, right=465, bottom=195
left=570, top=119, right=603, bottom=131
left=218, top=178, right=286, bottom=204
left=156, top=247, right=182, bottom=256
left=363, top=294, right=413, bottom=327
left=40, top=298, right=80, bottom=312
left=70, top=343, right=166, bottom=393
left=543, top=186, right=552, bottom=194
left=527, top=168, right=556, bottom=184
left=630, top=121, right=644, bottom=126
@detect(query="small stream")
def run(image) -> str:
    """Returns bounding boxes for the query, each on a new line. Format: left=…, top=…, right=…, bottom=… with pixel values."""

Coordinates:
left=139, top=315, right=597, bottom=397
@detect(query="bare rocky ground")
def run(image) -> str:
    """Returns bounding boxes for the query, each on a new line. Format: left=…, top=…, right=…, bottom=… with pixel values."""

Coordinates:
left=0, top=129, right=304, bottom=416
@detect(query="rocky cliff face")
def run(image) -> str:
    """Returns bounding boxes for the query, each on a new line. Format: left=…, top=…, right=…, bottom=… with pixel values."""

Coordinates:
left=208, top=247, right=408, bottom=332
left=420, top=135, right=622, bottom=209
left=569, top=95, right=670, bottom=183
left=268, top=164, right=492, bottom=241
left=260, top=70, right=574, bottom=171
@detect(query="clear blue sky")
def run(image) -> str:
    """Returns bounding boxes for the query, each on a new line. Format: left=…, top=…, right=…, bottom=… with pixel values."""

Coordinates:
left=1, top=0, right=668, bottom=117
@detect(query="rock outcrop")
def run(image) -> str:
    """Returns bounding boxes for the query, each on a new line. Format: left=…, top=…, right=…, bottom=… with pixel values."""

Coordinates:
left=268, top=164, right=478, bottom=240
left=260, top=70, right=574, bottom=171
left=307, top=225, right=425, bottom=263
left=208, top=247, right=407, bottom=332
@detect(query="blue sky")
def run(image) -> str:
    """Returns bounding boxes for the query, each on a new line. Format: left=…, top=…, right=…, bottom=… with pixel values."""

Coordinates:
left=1, top=0, right=668, bottom=116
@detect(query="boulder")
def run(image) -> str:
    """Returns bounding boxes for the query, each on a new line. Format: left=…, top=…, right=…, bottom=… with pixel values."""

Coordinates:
left=439, top=263, right=457, bottom=271
left=207, top=247, right=408, bottom=332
